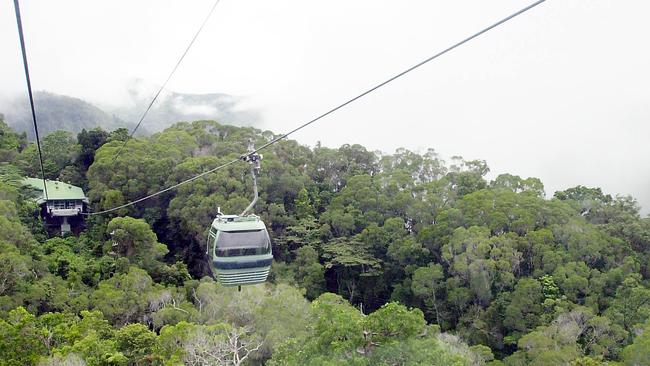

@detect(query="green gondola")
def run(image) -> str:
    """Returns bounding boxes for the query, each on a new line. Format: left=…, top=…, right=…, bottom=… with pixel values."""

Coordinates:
left=207, top=214, right=272, bottom=286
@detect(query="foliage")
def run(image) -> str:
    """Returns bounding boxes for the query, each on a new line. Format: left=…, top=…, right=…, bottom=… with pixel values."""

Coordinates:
left=1, top=121, right=649, bottom=365
left=269, top=294, right=474, bottom=365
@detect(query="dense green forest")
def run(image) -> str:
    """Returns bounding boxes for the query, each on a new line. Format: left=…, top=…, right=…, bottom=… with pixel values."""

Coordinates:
left=0, top=116, right=649, bottom=365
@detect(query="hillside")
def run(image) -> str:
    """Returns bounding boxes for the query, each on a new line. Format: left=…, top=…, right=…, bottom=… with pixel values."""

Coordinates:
left=1, top=92, right=127, bottom=139
left=0, top=91, right=260, bottom=140
left=0, top=118, right=649, bottom=365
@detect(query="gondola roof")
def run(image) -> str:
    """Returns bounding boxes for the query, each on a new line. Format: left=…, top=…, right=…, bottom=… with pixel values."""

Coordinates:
left=211, top=215, right=266, bottom=231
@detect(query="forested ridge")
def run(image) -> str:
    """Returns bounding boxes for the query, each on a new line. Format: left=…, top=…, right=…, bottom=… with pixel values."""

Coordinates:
left=0, top=116, right=649, bottom=365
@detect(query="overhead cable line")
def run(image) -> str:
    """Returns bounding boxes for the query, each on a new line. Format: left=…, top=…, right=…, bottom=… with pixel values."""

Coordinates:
left=250, top=0, right=547, bottom=156
left=88, top=0, right=547, bottom=215
left=112, top=0, right=223, bottom=161
left=13, top=0, right=48, bottom=200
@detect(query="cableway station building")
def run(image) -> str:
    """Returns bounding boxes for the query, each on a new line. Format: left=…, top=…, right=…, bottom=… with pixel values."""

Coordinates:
left=22, top=177, right=88, bottom=235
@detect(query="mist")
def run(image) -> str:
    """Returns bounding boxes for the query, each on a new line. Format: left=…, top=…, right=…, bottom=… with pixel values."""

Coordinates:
left=1, top=0, right=648, bottom=215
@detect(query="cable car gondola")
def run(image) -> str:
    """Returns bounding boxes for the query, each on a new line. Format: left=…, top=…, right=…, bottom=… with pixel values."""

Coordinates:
left=208, top=214, right=272, bottom=286
left=207, top=140, right=272, bottom=286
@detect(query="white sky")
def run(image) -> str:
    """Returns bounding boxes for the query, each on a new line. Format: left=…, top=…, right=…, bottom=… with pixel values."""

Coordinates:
left=1, top=0, right=649, bottom=215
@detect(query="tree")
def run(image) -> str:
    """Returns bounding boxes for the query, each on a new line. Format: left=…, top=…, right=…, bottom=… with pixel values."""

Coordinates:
left=310, top=293, right=365, bottom=353
left=369, top=337, right=472, bottom=366
left=107, top=128, right=129, bottom=142
left=114, top=323, right=157, bottom=364
left=554, top=186, right=613, bottom=220
left=604, top=275, right=650, bottom=335
left=295, top=187, right=315, bottom=219
left=105, top=217, right=169, bottom=275
left=0, top=200, right=37, bottom=250
left=621, top=319, right=650, bottom=366
left=0, top=242, right=33, bottom=296
left=505, top=323, right=581, bottom=366
left=90, top=267, right=154, bottom=325
left=39, top=353, right=87, bottom=366
left=503, top=279, right=544, bottom=342
left=491, top=174, right=544, bottom=197
left=293, top=245, right=326, bottom=300
left=411, top=263, right=445, bottom=326
left=157, top=322, right=262, bottom=366
left=0, top=119, right=27, bottom=163
left=19, top=130, right=80, bottom=180
left=0, top=307, right=48, bottom=365
left=270, top=293, right=474, bottom=366
left=74, top=128, right=109, bottom=188
left=322, top=237, right=381, bottom=303
left=364, top=302, right=425, bottom=348
left=60, top=333, right=127, bottom=366
left=250, top=284, right=311, bottom=362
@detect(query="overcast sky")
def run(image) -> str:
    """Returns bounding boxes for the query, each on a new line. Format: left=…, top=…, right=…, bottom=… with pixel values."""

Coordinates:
left=1, top=0, right=648, bottom=215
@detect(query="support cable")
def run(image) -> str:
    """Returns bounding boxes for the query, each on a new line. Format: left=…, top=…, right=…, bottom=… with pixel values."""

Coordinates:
left=13, top=0, right=49, bottom=200
left=112, top=0, right=223, bottom=161
left=249, top=0, right=547, bottom=156
left=88, top=0, right=547, bottom=215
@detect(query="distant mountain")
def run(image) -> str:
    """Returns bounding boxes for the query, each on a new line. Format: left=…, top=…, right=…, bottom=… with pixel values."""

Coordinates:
left=0, top=91, right=260, bottom=139
left=1, top=92, right=127, bottom=139
left=109, top=92, right=261, bottom=134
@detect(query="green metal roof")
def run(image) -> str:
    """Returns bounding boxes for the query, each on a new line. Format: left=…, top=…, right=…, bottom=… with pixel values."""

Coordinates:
left=22, top=177, right=88, bottom=204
